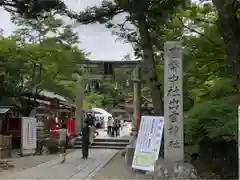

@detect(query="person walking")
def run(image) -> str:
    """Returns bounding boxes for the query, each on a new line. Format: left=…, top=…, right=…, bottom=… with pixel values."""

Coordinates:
left=107, top=117, right=112, bottom=136
left=62, top=121, right=68, bottom=152
left=81, top=120, right=91, bottom=159
left=59, top=120, right=67, bottom=163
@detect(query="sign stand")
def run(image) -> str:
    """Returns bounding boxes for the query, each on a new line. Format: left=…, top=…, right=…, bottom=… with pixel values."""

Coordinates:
left=21, top=117, right=37, bottom=156
left=132, top=116, right=164, bottom=172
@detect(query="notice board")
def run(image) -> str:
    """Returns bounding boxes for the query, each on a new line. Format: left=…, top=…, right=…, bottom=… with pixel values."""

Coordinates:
left=21, top=117, right=37, bottom=156
left=132, top=116, right=164, bottom=172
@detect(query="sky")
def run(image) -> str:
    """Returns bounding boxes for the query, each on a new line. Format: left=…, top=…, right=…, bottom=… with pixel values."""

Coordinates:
left=0, top=0, right=134, bottom=60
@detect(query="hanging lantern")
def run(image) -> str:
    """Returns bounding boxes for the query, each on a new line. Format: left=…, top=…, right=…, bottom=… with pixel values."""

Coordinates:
left=95, top=81, right=101, bottom=90
left=114, top=82, right=119, bottom=90
left=85, top=84, right=89, bottom=91
left=126, top=80, right=130, bottom=87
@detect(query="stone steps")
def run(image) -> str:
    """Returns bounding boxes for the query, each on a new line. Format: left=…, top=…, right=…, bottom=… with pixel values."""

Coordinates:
left=74, top=145, right=126, bottom=150
left=74, top=137, right=129, bottom=150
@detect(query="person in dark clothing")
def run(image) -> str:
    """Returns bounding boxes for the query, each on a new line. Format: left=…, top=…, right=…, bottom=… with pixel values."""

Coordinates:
left=81, top=120, right=91, bottom=159
left=112, top=119, right=117, bottom=137
left=85, top=112, right=94, bottom=126
left=116, top=119, right=121, bottom=136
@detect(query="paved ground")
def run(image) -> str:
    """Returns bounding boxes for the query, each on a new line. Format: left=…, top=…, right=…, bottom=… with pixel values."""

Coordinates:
left=0, top=150, right=69, bottom=178
left=92, top=151, right=219, bottom=180
left=3, top=149, right=117, bottom=179
left=92, top=151, right=153, bottom=180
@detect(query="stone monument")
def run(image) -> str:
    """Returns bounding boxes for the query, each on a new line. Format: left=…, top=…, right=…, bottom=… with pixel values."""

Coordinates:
left=153, top=41, right=200, bottom=180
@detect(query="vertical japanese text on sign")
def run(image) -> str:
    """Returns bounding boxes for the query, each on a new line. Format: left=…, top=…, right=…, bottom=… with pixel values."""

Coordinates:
left=164, top=41, right=184, bottom=162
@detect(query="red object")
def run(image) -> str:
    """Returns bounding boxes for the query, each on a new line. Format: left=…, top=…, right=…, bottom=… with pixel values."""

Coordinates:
left=50, top=121, right=60, bottom=137
left=7, top=118, right=21, bottom=137
left=50, top=119, right=76, bottom=138
left=65, top=119, right=76, bottom=138
left=6, top=118, right=76, bottom=138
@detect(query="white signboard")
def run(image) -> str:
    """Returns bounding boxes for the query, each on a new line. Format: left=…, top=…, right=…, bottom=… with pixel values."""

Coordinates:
left=21, top=117, right=37, bottom=155
left=132, top=116, right=164, bottom=172
left=164, top=41, right=184, bottom=162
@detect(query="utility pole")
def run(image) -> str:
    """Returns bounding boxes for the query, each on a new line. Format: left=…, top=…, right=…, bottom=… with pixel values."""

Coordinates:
left=132, top=64, right=141, bottom=133
left=125, top=63, right=141, bottom=166
left=75, top=76, right=83, bottom=135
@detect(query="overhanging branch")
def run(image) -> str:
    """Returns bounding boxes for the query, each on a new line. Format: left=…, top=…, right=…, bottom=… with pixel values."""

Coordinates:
left=177, top=16, right=223, bottom=50
left=65, top=1, right=124, bottom=24
left=194, top=17, right=215, bottom=24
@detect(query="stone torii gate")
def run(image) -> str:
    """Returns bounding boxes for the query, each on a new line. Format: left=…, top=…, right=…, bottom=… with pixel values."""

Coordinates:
left=74, top=60, right=141, bottom=135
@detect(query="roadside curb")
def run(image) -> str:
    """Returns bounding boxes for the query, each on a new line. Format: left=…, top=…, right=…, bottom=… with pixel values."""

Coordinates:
left=86, top=150, right=119, bottom=179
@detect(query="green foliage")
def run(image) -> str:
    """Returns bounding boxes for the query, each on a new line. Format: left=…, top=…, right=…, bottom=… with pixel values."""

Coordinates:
left=12, top=14, right=85, bottom=101
left=0, top=11, right=130, bottom=110
left=185, top=95, right=239, bottom=145
left=0, top=13, right=88, bottom=113
left=83, top=92, right=105, bottom=108
left=202, top=78, right=237, bottom=100
left=1, top=0, right=66, bottom=19
left=178, top=2, right=239, bottom=148
left=0, top=37, right=28, bottom=99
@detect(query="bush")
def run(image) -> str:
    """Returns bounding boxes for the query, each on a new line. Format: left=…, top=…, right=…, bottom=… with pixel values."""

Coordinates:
left=184, top=95, right=239, bottom=144
left=184, top=95, right=239, bottom=178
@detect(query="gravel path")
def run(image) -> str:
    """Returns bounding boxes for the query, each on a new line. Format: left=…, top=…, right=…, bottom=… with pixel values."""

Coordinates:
left=92, top=151, right=154, bottom=180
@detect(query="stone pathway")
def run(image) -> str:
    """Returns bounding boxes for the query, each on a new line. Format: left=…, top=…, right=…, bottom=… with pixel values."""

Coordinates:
left=0, top=150, right=67, bottom=178
left=4, top=149, right=117, bottom=179
left=92, top=151, right=152, bottom=179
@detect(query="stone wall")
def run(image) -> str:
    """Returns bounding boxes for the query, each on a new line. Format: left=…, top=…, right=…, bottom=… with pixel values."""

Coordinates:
left=154, top=159, right=201, bottom=180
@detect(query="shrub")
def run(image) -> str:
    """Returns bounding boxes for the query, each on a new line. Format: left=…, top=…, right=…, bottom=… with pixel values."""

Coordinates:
left=184, top=95, right=239, bottom=144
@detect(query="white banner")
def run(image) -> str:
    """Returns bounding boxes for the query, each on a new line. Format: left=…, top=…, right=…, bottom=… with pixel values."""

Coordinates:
left=132, top=116, right=164, bottom=172
left=21, top=117, right=37, bottom=155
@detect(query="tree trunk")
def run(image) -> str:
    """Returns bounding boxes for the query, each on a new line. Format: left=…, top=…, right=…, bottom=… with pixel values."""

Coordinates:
left=212, top=0, right=240, bottom=90
left=137, top=13, right=164, bottom=115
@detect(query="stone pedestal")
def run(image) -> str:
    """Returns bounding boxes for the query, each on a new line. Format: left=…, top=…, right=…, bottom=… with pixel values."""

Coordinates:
left=0, top=135, right=12, bottom=158
left=125, top=133, right=137, bottom=166
left=154, top=159, right=201, bottom=180
left=125, top=145, right=135, bottom=166
left=42, top=137, right=59, bottom=154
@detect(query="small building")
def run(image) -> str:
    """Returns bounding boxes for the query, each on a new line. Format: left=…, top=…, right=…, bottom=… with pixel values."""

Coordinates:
left=0, top=107, right=12, bottom=134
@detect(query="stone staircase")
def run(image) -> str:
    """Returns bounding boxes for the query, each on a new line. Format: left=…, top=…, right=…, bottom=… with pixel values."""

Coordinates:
left=73, top=137, right=130, bottom=150
left=74, top=123, right=131, bottom=150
